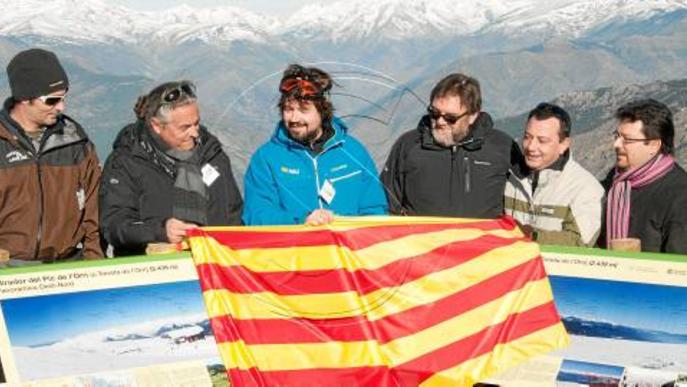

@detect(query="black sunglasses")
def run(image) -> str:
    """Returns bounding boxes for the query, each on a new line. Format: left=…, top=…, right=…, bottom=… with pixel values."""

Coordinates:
left=162, top=82, right=196, bottom=103
left=427, top=106, right=469, bottom=125
left=37, top=95, right=66, bottom=106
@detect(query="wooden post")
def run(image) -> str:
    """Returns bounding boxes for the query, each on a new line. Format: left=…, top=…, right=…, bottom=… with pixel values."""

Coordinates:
left=145, top=241, right=189, bottom=255
left=0, top=248, right=9, bottom=263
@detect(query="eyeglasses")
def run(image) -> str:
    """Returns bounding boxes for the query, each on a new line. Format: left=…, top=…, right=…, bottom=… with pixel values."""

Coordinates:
left=279, top=77, right=321, bottom=98
left=37, top=95, right=66, bottom=106
left=162, top=81, right=196, bottom=103
left=427, top=106, right=469, bottom=125
left=612, top=132, right=655, bottom=145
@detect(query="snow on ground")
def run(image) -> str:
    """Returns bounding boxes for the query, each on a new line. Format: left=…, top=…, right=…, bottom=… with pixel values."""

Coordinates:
left=12, top=314, right=220, bottom=381
left=556, top=334, right=687, bottom=372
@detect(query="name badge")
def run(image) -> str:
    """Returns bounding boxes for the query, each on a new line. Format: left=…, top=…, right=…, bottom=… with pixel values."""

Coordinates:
left=201, top=163, right=220, bottom=186
left=319, top=179, right=336, bottom=204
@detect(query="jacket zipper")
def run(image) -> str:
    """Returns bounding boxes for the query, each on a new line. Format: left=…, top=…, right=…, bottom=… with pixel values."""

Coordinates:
left=464, top=155, right=471, bottom=193
left=306, top=139, right=344, bottom=210
left=32, top=155, right=45, bottom=260
left=450, top=146, right=457, bottom=203
left=307, top=153, right=324, bottom=209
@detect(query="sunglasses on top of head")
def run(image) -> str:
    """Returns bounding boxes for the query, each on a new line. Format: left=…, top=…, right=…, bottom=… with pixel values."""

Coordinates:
left=37, top=95, right=66, bottom=106
left=427, top=106, right=469, bottom=125
left=162, top=81, right=197, bottom=103
left=279, top=77, right=322, bottom=98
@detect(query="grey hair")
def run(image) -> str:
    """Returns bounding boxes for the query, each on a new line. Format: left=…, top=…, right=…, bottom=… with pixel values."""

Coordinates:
left=152, top=94, right=197, bottom=125
left=133, top=80, right=198, bottom=124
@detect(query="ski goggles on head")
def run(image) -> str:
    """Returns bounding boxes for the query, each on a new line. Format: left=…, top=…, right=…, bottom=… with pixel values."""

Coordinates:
left=279, top=77, right=322, bottom=98
left=37, top=94, right=66, bottom=106
left=161, top=81, right=197, bottom=103
left=427, top=105, right=470, bottom=125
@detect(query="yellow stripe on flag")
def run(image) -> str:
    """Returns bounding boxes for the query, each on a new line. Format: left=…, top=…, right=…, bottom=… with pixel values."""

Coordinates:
left=382, top=278, right=555, bottom=365
left=419, top=322, right=569, bottom=387
left=189, top=227, right=522, bottom=273
left=215, top=278, right=558, bottom=371
left=203, top=241, right=539, bottom=319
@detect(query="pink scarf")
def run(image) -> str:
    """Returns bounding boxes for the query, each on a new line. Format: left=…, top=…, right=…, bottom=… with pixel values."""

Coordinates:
left=606, top=153, right=675, bottom=247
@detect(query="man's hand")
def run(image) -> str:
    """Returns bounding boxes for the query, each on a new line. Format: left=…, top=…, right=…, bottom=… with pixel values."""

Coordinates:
left=520, top=224, right=536, bottom=239
left=305, top=209, right=335, bottom=226
left=165, top=218, right=196, bottom=243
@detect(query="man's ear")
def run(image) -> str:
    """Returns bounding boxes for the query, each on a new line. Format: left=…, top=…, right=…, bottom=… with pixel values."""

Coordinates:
left=649, top=139, right=662, bottom=155
left=150, top=117, right=163, bottom=135
left=467, top=112, right=480, bottom=126
left=560, top=136, right=571, bottom=155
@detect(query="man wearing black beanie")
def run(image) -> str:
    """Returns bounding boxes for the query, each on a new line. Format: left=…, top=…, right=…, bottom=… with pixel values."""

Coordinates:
left=0, top=48, right=103, bottom=265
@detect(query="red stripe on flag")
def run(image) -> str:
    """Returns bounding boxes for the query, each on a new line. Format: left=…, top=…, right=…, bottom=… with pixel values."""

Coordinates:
left=209, top=257, right=546, bottom=344
left=188, top=217, right=517, bottom=250
left=220, top=302, right=560, bottom=387
left=196, top=235, right=522, bottom=295
left=227, top=366, right=400, bottom=387
left=399, top=301, right=562, bottom=384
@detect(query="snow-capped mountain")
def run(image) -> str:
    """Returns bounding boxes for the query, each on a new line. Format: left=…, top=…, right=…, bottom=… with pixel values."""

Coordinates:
left=482, top=0, right=687, bottom=38
left=1, top=0, right=685, bottom=45
left=0, top=0, right=277, bottom=44
left=278, top=0, right=527, bottom=41
left=0, top=0, right=139, bottom=43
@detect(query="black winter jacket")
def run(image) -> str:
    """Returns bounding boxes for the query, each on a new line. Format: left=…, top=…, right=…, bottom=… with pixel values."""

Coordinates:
left=381, top=112, right=523, bottom=218
left=99, top=121, right=243, bottom=256
left=599, top=164, right=687, bottom=254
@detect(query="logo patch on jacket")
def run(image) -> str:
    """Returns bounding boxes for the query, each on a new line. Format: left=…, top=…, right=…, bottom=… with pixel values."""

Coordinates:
left=330, top=164, right=348, bottom=172
left=6, top=150, right=29, bottom=163
left=280, top=166, right=300, bottom=175
left=76, top=188, right=86, bottom=211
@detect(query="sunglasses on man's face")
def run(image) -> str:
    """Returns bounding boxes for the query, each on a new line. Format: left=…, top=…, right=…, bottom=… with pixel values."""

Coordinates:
left=162, top=82, right=197, bottom=103
left=427, top=106, right=469, bottom=125
left=37, top=95, right=66, bottom=106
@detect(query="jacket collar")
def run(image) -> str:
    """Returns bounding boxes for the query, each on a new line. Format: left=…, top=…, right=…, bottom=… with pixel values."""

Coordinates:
left=524, top=153, right=571, bottom=194
left=0, top=97, right=86, bottom=153
left=418, top=111, right=493, bottom=151
left=114, top=120, right=220, bottom=169
left=520, top=152, right=569, bottom=176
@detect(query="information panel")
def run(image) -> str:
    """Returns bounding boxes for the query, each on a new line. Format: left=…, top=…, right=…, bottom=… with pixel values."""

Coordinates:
left=0, top=246, right=685, bottom=386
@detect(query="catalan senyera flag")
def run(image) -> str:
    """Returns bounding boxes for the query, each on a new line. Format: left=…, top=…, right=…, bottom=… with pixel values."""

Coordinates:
left=187, top=216, right=569, bottom=386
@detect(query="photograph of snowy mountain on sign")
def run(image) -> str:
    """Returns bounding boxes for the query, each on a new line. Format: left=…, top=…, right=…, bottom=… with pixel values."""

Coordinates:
left=0, top=281, right=221, bottom=381
left=550, top=275, right=687, bottom=374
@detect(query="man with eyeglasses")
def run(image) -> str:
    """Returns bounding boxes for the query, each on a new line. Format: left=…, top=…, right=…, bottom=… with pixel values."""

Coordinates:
left=0, top=48, right=103, bottom=265
left=381, top=73, right=523, bottom=218
left=242, top=64, right=387, bottom=225
left=99, top=81, right=243, bottom=256
left=599, top=99, right=687, bottom=254
left=504, top=103, right=604, bottom=247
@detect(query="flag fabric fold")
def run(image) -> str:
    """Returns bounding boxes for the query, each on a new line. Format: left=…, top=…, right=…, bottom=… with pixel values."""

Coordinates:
left=188, top=216, right=568, bottom=386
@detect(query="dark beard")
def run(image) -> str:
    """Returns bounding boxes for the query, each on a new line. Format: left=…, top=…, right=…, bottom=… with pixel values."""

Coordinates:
left=289, top=126, right=321, bottom=145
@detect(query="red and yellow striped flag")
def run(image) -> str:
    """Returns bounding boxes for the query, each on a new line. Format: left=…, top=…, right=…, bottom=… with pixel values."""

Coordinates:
left=187, top=216, right=568, bottom=386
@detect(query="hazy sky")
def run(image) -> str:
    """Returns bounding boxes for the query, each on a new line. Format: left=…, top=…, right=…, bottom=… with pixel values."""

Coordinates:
left=3, top=281, right=205, bottom=346
left=112, top=0, right=314, bottom=15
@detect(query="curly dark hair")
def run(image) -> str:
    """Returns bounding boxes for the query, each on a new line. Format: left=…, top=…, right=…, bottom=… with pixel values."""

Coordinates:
left=277, top=64, right=335, bottom=126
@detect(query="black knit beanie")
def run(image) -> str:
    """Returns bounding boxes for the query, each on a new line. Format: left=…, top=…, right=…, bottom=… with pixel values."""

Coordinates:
left=6, top=48, right=69, bottom=99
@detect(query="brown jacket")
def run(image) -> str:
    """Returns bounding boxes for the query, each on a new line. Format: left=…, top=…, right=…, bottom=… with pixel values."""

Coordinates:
left=0, top=106, right=103, bottom=261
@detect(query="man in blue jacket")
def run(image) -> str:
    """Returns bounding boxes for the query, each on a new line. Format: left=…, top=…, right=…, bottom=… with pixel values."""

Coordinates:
left=243, top=64, right=388, bottom=226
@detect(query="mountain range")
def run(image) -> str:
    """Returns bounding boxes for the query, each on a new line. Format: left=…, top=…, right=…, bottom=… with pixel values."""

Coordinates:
left=0, top=0, right=685, bottom=181
left=2, top=0, right=684, bottom=45
left=563, top=316, right=687, bottom=344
